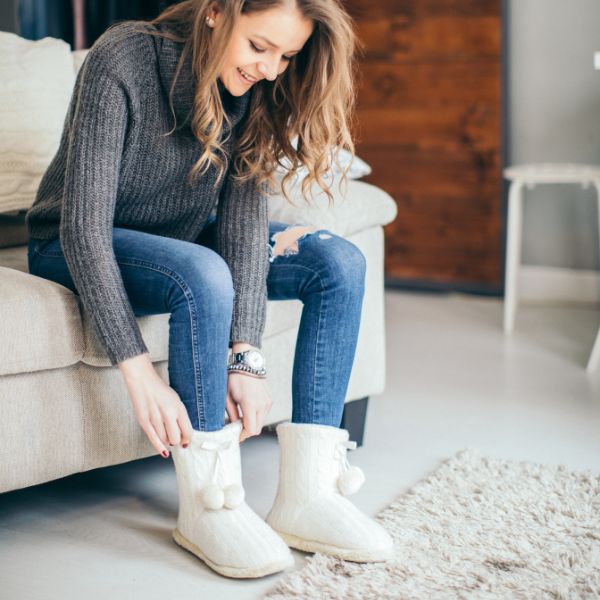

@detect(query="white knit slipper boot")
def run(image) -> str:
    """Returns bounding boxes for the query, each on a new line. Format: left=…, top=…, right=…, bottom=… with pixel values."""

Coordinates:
left=265, top=422, right=394, bottom=563
left=170, top=420, right=294, bottom=578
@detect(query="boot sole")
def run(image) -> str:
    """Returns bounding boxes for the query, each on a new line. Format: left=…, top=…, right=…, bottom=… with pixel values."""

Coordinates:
left=172, top=527, right=293, bottom=579
left=272, top=528, right=394, bottom=563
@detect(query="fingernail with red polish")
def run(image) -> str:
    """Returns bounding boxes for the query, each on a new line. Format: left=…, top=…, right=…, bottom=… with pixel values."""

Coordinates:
left=161, top=450, right=169, bottom=458
left=182, top=443, right=189, bottom=448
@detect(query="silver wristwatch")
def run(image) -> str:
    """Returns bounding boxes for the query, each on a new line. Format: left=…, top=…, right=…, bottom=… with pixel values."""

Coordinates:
left=227, top=348, right=267, bottom=378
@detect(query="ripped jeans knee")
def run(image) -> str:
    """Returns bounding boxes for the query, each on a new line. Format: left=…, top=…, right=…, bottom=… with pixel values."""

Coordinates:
left=268, top=224, right=333, bottom=263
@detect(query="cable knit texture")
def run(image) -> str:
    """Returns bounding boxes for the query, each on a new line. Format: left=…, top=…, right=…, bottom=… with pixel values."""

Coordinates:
left=24, top=21, right=270, bottom=365
left=170, top=420, right=293, bottom=578
left=265, top=422, right=395, bottom=562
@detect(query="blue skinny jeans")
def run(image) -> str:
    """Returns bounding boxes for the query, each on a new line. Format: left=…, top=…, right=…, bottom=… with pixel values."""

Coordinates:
left=27, top=216, right=366, bottom=432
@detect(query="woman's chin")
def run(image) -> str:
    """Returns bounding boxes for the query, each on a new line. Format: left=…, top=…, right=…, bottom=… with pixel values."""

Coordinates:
left=218, top=78, right=242, bottom=96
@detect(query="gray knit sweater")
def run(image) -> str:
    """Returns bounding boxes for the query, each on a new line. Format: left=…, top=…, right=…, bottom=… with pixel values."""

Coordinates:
left=25, top=21, right=270, bottom=366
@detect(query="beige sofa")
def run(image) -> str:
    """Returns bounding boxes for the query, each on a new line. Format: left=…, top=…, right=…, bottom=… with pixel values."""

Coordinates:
left=0, top=32, right=398, bottom=495
left=0, top=179, right=397, bottom=494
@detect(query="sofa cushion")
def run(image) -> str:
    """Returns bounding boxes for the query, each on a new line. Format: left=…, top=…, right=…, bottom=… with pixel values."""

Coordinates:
left=0, top=248, right=176, bottom=371
left=0, top=245, right=304, bottom=371
left=0, top=32, right=76, bottom=214
left=79, top=301, right=303, bottom=368
left=80, top=311, right=170, bottom=367
left=0, top=266, right=84, bottom=375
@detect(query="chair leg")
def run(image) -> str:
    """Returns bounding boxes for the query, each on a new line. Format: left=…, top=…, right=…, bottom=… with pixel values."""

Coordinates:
left=586, top=182, right=600, bottom=372
left=504, top=181, right=523, bottom=333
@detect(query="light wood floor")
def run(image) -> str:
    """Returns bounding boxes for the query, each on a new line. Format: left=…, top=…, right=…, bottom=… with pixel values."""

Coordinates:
left=1, top=290, right=599, bottom=600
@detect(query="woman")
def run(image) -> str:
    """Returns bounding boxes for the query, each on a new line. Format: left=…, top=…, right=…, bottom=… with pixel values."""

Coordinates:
left=25, top=0, right=394, bottom=579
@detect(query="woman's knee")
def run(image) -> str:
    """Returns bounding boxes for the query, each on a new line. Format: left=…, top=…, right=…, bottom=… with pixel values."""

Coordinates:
left=323, top=235, right=367, bottom=288
left=168, top=245, right=234, bottom=309
left=272, top=225, right=366, bottom=288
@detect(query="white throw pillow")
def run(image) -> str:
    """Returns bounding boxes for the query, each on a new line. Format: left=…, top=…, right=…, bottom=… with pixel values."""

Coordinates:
left=274, top=135, right=372, bottom=193
left=72, top=49, right=90, bottom=76
left=0, top=32, right=75, bottom=214
left=267, top=178, right=397, bottom=238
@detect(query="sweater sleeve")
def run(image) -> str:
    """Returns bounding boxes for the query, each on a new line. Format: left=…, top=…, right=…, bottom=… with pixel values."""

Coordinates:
left=215, top=170, right=270, bottom=349
left=59, top=47, right=149, bottom=366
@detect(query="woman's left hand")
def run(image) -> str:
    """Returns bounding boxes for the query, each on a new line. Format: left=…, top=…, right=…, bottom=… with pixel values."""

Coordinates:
left=226, top=372, right=273, bottom=442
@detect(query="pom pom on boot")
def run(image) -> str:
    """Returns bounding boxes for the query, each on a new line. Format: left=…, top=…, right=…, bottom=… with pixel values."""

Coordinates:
left=337, top=465, right=366, bottom=496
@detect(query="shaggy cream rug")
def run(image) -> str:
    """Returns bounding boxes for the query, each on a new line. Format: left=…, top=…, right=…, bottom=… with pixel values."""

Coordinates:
left=263, top=448, right=600, bottom=599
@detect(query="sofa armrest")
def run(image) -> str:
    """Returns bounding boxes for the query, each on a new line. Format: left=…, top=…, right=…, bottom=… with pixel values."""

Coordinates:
left=267, top=179, right=397, bottom=238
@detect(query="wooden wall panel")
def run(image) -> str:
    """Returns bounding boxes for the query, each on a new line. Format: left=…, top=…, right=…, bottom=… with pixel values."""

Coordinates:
left=346, top=1, right=503, bottom=289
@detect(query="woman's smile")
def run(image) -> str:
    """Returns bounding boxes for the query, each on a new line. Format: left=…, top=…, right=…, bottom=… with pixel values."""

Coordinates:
left=237, top=66, right=256, bottom=84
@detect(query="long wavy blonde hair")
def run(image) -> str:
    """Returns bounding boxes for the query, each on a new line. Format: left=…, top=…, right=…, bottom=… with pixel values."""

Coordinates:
left=133, top=0, right=361, bottom=207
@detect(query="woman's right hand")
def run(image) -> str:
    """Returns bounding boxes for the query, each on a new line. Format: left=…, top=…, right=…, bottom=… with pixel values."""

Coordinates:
left=118, top=352, right=193, bottom=457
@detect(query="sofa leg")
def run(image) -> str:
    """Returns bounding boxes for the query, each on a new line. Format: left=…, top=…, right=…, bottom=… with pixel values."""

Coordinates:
left=340, top=397, right=369, bottom=447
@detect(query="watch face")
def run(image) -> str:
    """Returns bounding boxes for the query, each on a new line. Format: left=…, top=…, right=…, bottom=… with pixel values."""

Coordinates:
left=246, top=350, right=265, bottom=369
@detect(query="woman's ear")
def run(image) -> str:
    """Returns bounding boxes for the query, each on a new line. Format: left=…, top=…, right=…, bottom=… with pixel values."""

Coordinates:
left=206, top=2, right=221, bottom=24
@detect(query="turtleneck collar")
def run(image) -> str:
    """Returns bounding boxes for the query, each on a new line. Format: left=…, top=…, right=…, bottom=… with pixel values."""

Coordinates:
left=155, top=25, right=251, bottom=135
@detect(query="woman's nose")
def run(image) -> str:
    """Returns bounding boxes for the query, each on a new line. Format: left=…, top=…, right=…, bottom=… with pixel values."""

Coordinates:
left=257, top=60, right=278, bottom=81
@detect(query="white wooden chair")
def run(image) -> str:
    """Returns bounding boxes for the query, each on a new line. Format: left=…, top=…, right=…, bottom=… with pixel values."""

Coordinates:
left=503, top=163, right=600, bottom=372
